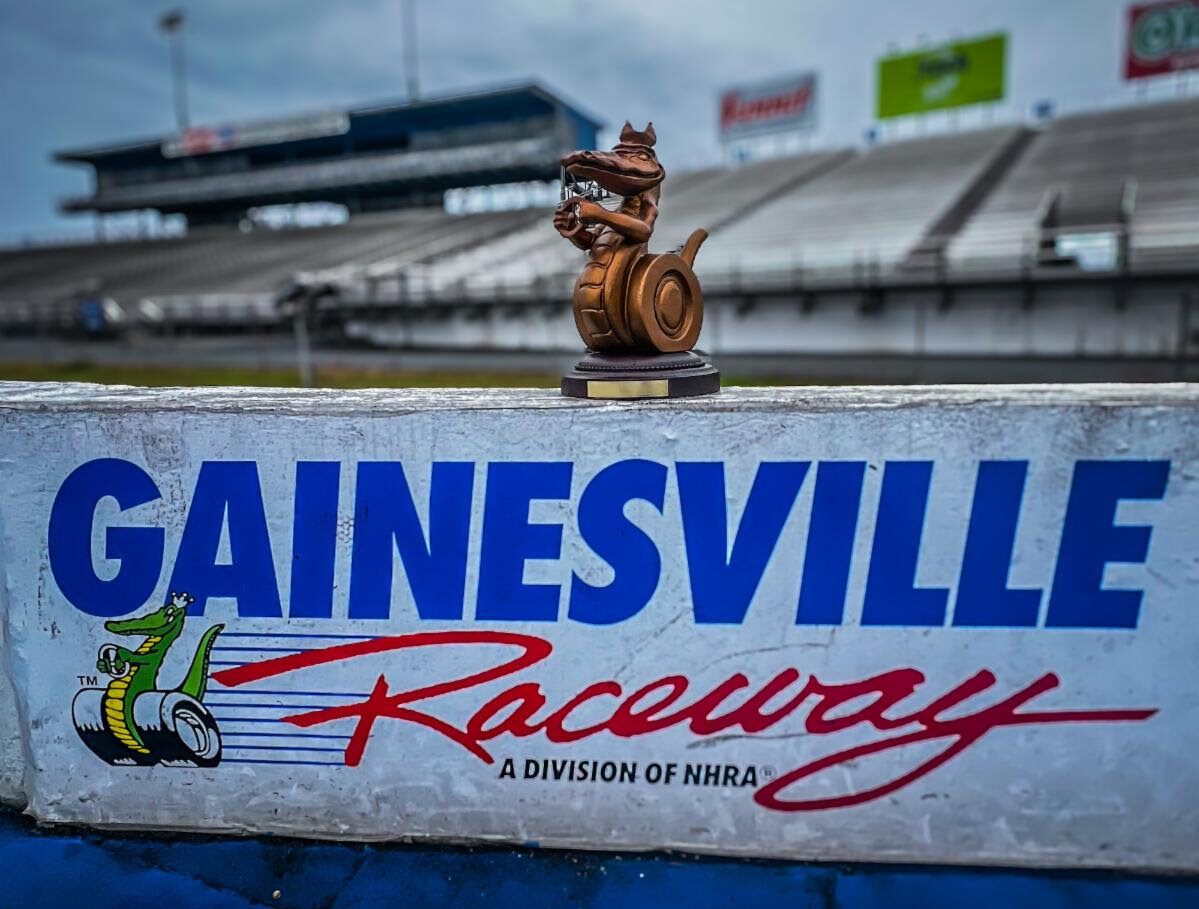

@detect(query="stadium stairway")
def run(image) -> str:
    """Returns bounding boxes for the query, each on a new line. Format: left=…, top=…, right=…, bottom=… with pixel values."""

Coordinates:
left=948, top=96, right=1199, bottom=270
left=902, top=128, right=1037, bottom=270
left=698, top=127, right=1028, bottom=277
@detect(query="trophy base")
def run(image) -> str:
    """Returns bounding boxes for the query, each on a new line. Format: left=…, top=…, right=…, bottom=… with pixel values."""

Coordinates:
left=561, top=350, right=720, bottom=400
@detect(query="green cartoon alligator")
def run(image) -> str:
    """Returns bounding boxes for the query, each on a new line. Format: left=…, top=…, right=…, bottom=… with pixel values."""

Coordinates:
left=73, top=592, right=226, bottom=766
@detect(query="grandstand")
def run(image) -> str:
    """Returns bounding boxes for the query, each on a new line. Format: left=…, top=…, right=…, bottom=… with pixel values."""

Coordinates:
left=2, top=94, right=1197, bottom=379
left=291, top=98, right=1199, bottom=310
left=55, top=83, right=599, bottom=224
left=949, top=96, right=1199, bottom=269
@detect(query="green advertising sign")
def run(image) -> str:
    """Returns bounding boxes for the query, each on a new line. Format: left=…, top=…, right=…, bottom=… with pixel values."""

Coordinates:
left=877, top=33, right=1007, bottom=119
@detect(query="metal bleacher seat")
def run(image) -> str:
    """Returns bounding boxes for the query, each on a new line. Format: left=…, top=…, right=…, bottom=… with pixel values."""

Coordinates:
left=0, top=208, right=541, bottom=332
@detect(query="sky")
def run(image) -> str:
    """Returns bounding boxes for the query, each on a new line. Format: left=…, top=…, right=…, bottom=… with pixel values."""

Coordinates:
left=1, top=0, right=1190, bottom=241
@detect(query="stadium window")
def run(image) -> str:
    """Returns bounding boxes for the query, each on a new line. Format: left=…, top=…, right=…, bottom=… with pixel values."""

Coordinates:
left=244, top=203, right=349, bottom=231
left=1055, top=232, right=1121, bottom=272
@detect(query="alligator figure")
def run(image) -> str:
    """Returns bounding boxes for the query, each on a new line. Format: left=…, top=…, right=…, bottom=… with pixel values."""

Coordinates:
left=555, top=122, right=708, bottom=353
left=74, top=592, right=225, bottom=766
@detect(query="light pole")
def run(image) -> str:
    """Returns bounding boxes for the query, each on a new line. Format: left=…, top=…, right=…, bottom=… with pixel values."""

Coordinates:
left=159, top=9, right=190, bottom=131
left=402, top=0, right=419, bottom=101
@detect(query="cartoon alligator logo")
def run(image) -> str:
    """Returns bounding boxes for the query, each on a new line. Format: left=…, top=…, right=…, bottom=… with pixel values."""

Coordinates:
left=72, top=592, right=225, bottom=767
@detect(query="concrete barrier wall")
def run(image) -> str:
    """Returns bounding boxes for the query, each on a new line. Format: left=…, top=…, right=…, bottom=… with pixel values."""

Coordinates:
left=0, top=601, right=24, bottom=805
left=0, top=382, right=1196, bottom=872
left=348, top=284, right=1199, bottom=372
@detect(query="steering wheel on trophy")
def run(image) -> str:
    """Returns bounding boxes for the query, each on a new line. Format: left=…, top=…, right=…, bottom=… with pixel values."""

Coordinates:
left=556, top=165, right=613, bottom=238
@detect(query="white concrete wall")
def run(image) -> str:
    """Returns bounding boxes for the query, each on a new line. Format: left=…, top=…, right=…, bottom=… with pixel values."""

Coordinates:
left=0, top=575, right=24, bottom=805
left=0, top=382, right=1197, bottom=872
left=347, top=284, right=1198, bottom=364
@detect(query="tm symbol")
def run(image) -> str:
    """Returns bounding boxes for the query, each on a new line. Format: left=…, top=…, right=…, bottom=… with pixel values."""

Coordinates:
left=77, top=675, right=98, bottom=687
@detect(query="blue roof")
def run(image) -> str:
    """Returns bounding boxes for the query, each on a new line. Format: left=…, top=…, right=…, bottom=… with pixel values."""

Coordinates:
left=55, top=82, right=604, bottom=168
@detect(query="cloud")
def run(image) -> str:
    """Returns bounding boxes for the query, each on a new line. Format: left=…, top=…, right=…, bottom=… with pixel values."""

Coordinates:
left=0, top=0, right=1152, bottom=239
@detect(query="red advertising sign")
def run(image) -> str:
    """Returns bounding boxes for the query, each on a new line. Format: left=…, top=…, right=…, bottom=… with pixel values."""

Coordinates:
left=162, top=112, right=349, bottom=158
left=1125, top=0, right=1199, bottom=79
left=719, top=73, right=817, bottom=138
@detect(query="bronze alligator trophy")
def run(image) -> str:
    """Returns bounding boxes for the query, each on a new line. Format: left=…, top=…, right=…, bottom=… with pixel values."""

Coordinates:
left=556, top=122, right=719, bottom=399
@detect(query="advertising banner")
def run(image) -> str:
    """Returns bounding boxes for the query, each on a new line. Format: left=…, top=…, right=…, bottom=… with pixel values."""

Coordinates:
left=0, top=385, right=1197, bottom=871
left=162, top=112, right=350, bottom=158
left=877, top=34, right=1007, bottom=119
left=719, top=73, right=818, bottom=138
left=1125, top=1, right=1199, bottom=79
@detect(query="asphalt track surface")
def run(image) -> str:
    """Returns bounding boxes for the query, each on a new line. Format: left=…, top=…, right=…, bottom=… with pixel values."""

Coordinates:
left=1, top=336, right=1195, bottom=383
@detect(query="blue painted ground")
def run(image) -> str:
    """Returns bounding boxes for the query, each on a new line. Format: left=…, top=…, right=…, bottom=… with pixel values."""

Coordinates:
left=2, top=806, right=1195, bottom=908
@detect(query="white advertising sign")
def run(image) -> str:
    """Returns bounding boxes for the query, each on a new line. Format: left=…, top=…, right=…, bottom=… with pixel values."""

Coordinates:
left=719, top=73, right=818, bottom=138
left=0, top=384, right=1196, bottom=871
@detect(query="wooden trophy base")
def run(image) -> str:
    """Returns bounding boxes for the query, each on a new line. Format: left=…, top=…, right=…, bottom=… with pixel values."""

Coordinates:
left=561, top=350, right=720, bottom=400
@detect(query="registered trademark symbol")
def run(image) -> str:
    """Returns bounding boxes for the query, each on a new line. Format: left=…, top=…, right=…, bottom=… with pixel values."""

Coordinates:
left=761, top=765, right=776, bottom=780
